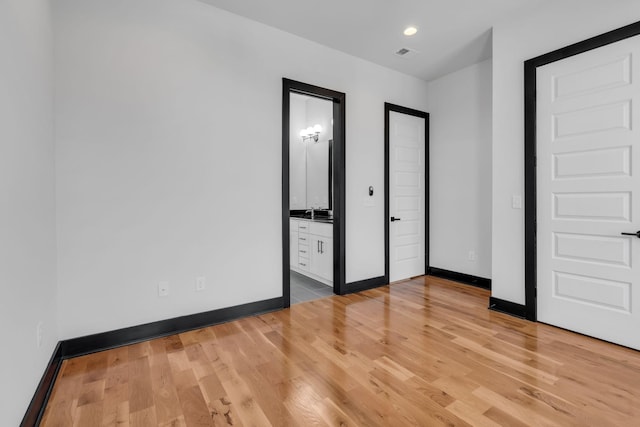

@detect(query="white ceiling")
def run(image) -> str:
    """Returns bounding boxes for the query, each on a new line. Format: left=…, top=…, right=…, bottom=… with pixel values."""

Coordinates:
left=197, top=0, right=553, bottom=82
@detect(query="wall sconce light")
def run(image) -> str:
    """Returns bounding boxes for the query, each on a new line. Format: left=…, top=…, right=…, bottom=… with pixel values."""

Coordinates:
left=300, top=124, right=322, bottom=142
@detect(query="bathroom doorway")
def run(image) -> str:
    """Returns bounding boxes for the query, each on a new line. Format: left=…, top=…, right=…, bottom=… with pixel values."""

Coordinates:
left=282, top=79, right=346, bottom=306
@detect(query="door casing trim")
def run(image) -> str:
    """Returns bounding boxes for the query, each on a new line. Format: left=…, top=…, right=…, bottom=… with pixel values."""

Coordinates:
left=282, top=78, right=346, bottom=305
left=384, top=103, right=430, bottom=284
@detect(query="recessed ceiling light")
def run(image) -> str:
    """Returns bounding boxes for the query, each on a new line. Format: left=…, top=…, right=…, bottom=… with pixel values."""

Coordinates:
left=404, top=26, right=418, bottom=36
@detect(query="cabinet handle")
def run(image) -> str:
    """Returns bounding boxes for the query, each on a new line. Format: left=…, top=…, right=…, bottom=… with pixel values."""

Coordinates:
left=300, top=237, right=306, bottom=241
left=317, top=240, right=320, bottom=253
left=300, top=250, right=306, bottom=254
left=321, top=240, right=324, bottom=254
left=300, top=262, right=306, bottom=267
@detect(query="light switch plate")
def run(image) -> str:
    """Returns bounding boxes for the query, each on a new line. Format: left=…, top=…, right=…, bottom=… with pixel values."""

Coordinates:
left=512, top=195, right=522, bottom=209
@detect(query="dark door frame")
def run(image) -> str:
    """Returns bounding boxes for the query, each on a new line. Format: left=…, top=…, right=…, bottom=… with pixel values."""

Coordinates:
left=523, top=20, right=640, bottom=321
left=384, top=103, right=430, bottom=284
left=282, top=78, right=346, bottom=307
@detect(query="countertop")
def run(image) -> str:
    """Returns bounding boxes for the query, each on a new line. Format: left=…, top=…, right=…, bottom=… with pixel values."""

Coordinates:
left=290, top=216, right=333, bottom=224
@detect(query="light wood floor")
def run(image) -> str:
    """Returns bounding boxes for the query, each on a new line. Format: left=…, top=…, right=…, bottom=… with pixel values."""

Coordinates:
left=41, top=276, right=640, bottom=426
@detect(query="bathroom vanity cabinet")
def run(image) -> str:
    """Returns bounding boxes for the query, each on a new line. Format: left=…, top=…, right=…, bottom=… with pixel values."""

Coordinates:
left=290, top=218, right=333, bottom=285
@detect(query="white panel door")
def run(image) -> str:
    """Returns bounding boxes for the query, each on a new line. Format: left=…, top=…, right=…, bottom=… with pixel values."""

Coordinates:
left=390, top=111, right=426, bottom=282
left=537, top=35, right=640, bottom=350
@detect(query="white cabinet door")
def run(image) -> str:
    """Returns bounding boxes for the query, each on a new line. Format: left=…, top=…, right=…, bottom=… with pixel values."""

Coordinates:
left=537, top=35, right=640, bottom=350
left=310, top=236, right=333, bottom=282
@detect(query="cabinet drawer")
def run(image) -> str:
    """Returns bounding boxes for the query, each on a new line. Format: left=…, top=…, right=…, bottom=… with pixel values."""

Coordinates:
left=297, top=222, right=310, bottom=232
left=297, top=259, right=310, bottom=271
left=298, top=245, right=309, bottom=258
left=298, top=235, right=310, bottom=244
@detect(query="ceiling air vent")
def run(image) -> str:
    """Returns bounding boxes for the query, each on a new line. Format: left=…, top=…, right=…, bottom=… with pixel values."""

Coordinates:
left=395, top=47, right=417, bottom=58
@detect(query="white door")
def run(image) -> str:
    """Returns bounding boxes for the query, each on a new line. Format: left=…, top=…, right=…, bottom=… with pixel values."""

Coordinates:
left=537, top=35, right=640, bottom=350
left=389, top=111, right=426, bottom=282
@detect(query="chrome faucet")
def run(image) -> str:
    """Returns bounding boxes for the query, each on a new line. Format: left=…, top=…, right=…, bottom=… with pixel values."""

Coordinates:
left=305, top=207, right=315, bottom=220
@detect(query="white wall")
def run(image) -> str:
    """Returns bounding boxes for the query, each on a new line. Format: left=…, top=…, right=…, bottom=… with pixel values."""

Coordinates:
left=0, top=0, right=57, bottom=423
left=492, top=0, right=640, bottom=304
left=427, top=60, right=492, bottom=279
left=54, top=0, right=429, bottom=339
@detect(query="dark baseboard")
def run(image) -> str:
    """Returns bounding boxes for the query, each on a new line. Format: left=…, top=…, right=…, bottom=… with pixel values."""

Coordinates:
left=23, top=296, right=284, bottom=425
left=62, top=297, right=284, bottom=358
left=345, top=276, right=387, bottom=293
left=488, top=297, right=527, bottom=319
left=20, top=342, right=63, bottom=427
left=427, top=267, right=491, bottom=290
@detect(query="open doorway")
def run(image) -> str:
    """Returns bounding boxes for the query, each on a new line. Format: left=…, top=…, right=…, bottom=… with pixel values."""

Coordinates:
left=282, top=79, right=346, bottom=306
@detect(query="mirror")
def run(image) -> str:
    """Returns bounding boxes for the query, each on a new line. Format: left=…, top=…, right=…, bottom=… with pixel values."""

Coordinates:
left=289, top=93, right=333, bottom=210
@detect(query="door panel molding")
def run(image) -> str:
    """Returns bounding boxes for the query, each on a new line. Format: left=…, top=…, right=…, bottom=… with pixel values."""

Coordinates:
left=524, top=20, right=640, bottom=322
left=384, top=103, right=429, bottom=284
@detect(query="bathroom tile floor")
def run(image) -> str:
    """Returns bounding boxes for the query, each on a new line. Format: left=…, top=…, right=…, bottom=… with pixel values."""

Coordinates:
left=290, top=270, right=334, bottom=304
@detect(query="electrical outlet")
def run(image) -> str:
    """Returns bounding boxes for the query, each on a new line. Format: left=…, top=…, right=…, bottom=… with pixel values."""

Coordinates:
left=468, top=250, right=477, bottom=262
left=196, top=276, right=206, bottom=291
left=158, top=281, right=169, bottom=297
left=36, top=321, right=43, bottom=348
